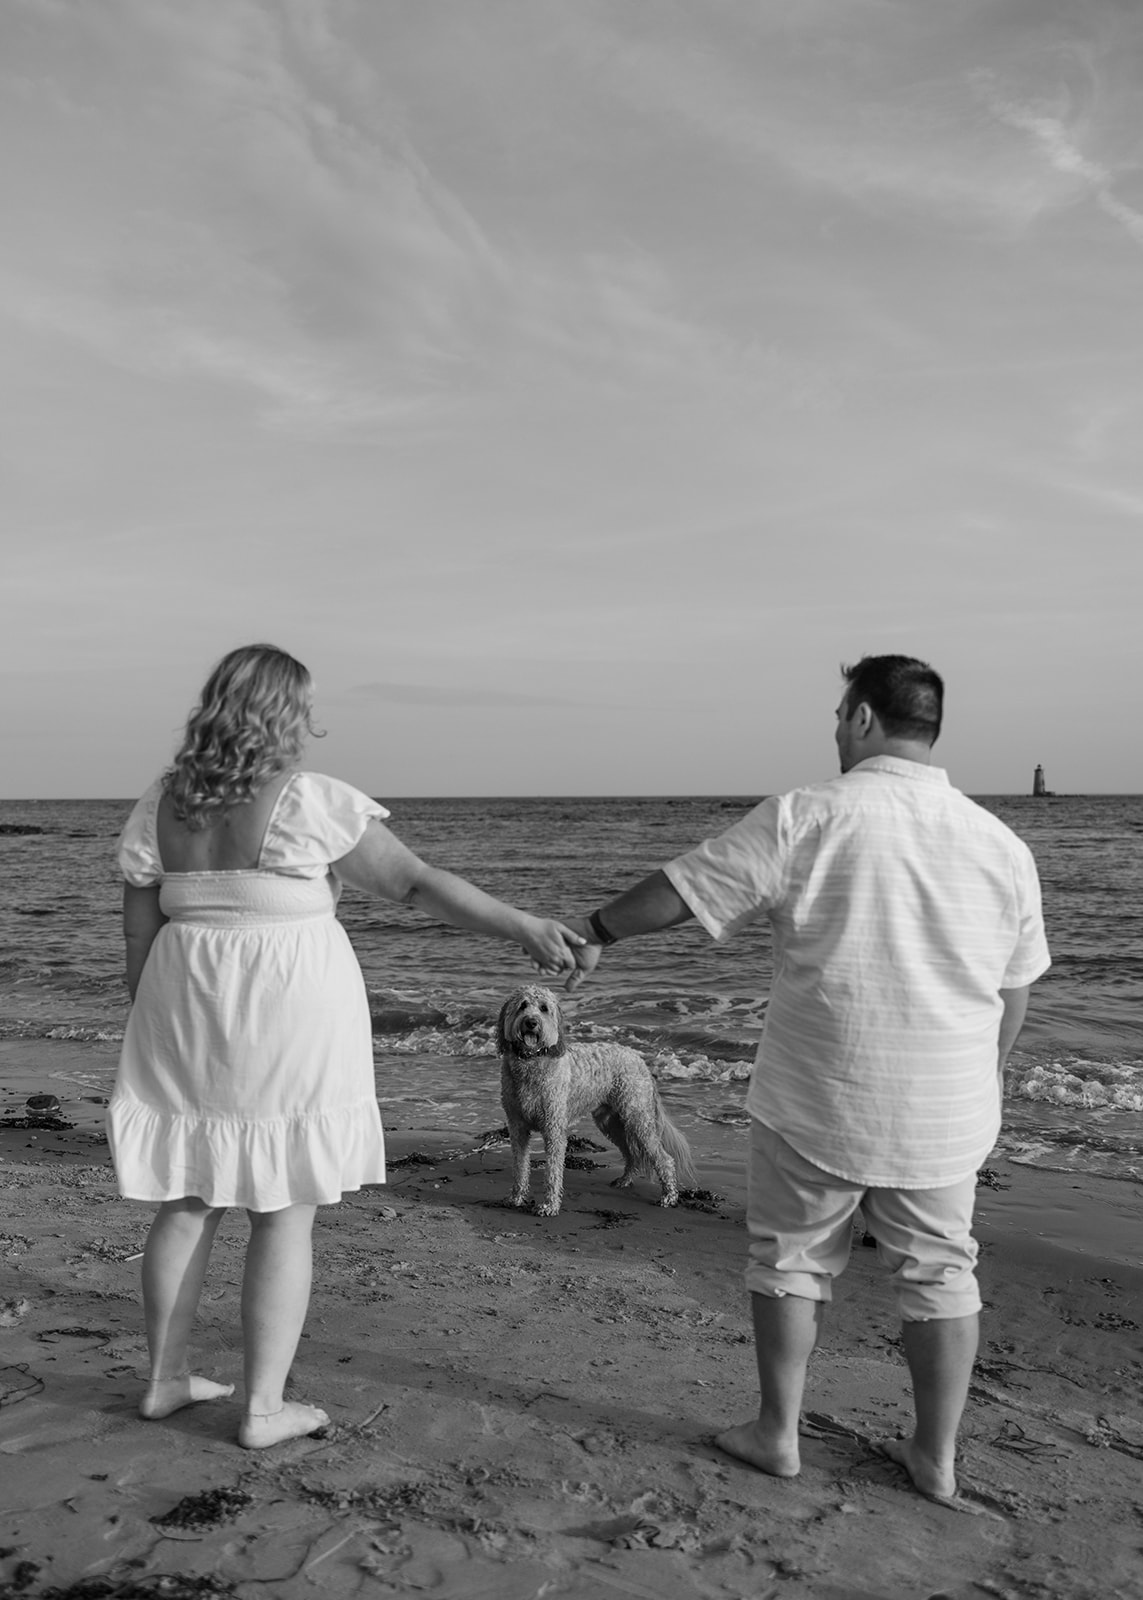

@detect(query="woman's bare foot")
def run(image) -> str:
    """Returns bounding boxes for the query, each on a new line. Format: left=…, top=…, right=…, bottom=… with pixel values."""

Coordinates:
left=238, top=1401, right=329, bottom=1450
left=139, top=1374, right=235, bottom=1420
left=882, top=1435, right=957, bottom=1501
left=714, top=1418, right=800, bottom=1478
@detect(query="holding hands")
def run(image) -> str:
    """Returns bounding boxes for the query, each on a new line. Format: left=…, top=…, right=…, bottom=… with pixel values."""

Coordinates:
left=518, top=914, right=593, bottom=984
left=558, top=915, right=603, bottom=991
left=530, top=874, right=694, bottom=990
left=525, top=913, right=603, bottom=990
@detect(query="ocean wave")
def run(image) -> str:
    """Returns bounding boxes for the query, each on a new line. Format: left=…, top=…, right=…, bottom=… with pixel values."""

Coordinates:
left=0, top=1019, right=124, bottom=1043
left=648, top=1050, right=752, bottom=1084
left=372, top=1018, right=755, bottom=1085
left=370, top=1022, right=1143, bottom=1109
left=376, top=1025, right=496, bottom=1060
left=1008, top=1057, right=1143, bottom=1113
left=997, top=1134, right=1143, bottom=1184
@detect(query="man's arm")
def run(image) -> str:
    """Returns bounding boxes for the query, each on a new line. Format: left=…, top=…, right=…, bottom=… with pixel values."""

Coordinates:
left=997, top=984, right=1030, bottom=1072
left=593, top=869, right=695, bottom=938
left=565, top=869, right=694, bottom=989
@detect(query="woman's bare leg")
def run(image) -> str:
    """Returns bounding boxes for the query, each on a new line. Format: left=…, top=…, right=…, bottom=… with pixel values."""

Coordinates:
left=139, top=1197, right=234, bottom=1418
left=237, top=1203, right=328, bottom=1448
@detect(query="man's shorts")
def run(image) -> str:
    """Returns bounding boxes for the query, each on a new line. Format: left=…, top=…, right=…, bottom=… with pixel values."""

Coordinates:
left=745, top=1119, right=981, bottom=1322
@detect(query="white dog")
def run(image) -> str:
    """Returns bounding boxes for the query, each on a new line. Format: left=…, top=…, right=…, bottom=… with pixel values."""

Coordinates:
left=496, top=985, right=696, bottom=1217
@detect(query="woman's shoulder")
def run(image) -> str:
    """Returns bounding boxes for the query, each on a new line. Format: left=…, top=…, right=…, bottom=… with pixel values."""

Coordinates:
left=117, top=777, right=165, bottom=885
left=262, top=771, right=390, bottom=871
left=290, top=771, right=389, bottom=814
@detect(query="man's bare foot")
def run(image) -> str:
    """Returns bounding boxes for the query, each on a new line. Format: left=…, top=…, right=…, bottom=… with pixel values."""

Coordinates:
left=238, top=1401, right=329, bottom=1450
left=882, top=1435, right=957, bottom=1501
left=139, top=1374, right=235, bottom=1420
left=714, top=1419, right=800, bottom=1478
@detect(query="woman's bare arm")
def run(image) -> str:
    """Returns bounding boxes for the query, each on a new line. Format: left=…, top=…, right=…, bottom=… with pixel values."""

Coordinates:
left=334, top=819, right=584, bottom=979
left=124, top=884, right=168, bottom=1001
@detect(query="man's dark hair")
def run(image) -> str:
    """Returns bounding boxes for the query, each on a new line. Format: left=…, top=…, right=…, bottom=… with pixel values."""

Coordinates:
left=841, top=655, right=944, bottom=745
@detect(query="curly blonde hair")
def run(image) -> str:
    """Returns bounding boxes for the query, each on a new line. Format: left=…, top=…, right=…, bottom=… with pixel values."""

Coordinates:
left=164, top=644, right=318, bottom=829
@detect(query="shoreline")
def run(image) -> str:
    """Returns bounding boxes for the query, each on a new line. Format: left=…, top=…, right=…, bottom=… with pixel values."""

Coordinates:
left=2, top=1041, right=1142, bottom=1598
left=2, top=1035, right=1139, bottom=1267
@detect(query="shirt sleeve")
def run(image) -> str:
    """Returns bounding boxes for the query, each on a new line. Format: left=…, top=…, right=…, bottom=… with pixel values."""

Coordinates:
left=663, top=795, right=786, bottom=940
left=261, top=772, right=390, bottom=876
left=1001, top=843, right=1052, bottom=987
left=116, top=780, right=164, bottom=887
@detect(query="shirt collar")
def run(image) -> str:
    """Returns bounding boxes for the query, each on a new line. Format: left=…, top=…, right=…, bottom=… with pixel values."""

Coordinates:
left=848, top=754, right=951, bottom=786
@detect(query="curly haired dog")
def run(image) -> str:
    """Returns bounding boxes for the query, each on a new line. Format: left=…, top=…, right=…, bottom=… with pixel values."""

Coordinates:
left=496, top=985, right=696, bottom=1217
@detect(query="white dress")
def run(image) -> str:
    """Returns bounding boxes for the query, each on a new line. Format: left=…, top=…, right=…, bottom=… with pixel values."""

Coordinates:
left=109, top=772, right=389, bottom=1211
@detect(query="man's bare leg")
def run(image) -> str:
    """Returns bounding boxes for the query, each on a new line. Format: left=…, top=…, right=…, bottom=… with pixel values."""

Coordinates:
left=884, top=1312, right=978, bottom=1499
left=715, top=1291, right=822, bottom=1477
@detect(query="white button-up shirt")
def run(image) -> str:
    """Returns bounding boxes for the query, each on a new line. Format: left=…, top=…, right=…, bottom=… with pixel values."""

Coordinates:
left=665, top=756, right=1051, bottom=1186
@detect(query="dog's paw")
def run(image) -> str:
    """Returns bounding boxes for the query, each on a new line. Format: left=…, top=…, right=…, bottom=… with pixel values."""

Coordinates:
left=659, top=1194, right=679, bottom=1208
left=533, top=1201, right=562, bottom=1217
left=507, top=1195, right=530, bottom=1209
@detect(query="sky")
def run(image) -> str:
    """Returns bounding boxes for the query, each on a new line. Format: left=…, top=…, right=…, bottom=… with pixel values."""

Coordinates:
left=2, top=0, right=1141, bottom=798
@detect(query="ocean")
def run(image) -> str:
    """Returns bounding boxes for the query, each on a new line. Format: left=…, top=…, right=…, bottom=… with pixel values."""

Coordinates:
left=1, top=791, right=1141, bottom=1190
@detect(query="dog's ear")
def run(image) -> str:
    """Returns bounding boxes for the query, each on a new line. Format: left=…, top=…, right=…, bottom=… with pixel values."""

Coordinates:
left=495, top=994, right=518, bottom=1055
left=552, top=1000, right=569, bottom=1057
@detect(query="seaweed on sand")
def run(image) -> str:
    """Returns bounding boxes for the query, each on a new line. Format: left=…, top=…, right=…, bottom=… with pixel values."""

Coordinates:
left=0, top=1115, right=76, bottom=1132
left=6, top=1577, right=238, bottom=1599
left=676, top=1188, right=727, bottom=1214
left=150, top=1488, right=253, bottom=1531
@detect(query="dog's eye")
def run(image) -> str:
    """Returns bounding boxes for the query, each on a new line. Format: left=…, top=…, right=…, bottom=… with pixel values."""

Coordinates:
left=539, top=1003, right=549, bottom=1013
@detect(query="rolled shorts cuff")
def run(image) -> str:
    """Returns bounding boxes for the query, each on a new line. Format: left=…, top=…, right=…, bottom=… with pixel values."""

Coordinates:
left=896, top=1276, right=982, bottom=1322
left=744, top=1263, right=832, bottom=1303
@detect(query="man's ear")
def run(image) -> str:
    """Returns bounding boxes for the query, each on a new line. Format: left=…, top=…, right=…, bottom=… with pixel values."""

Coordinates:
left=853, top=700, right=875, bottom=738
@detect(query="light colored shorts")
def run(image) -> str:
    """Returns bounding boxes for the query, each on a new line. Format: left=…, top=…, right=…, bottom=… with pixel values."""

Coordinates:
left=745, top=1119, right=981, bottom=1322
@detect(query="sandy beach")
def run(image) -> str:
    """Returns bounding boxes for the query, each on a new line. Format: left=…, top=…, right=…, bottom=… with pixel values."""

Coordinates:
left=2, top=1040, right=1141, bottom=1600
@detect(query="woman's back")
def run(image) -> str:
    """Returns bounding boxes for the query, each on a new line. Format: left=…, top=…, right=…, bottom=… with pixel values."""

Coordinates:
left=155, top=771, right=297, bottom=874
left=113, top=764, right=388, bottom=1213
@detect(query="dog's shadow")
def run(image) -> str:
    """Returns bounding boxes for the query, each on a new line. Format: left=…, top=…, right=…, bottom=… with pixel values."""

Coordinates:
left=386, top=1133, right=737, bottom=1251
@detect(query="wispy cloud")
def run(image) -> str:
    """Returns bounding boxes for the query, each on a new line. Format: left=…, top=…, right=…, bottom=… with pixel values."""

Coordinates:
left=982, top=79, right=1143, bottom=249
left=0, top=0, right=511, bottom=427
left=0, top=273, right=432, bottom=431
left=1069, top=401, right=1134, bottom=464
left=553, top=7, right=1072, bottom=230
left=1054, top=478, right=1143, bottom=520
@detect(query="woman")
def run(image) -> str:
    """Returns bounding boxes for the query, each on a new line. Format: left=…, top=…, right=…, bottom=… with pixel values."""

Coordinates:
left=110, top=643, right=582, bottom=1449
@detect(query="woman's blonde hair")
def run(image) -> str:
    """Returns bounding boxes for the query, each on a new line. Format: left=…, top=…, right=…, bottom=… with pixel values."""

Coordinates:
left=164, top=644, right=318, bottom=828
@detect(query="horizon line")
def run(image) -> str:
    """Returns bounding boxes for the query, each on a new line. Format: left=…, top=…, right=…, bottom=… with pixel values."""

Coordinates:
left=2, top=790, right=1139, bottom=803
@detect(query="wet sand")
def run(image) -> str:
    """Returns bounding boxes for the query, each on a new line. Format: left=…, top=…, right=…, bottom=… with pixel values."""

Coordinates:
left=1, top=1042, right=1141, bottom=1600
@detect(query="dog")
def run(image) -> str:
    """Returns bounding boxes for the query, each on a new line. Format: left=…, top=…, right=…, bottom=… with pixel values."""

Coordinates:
left=496, top=985, right=696, bottom=1217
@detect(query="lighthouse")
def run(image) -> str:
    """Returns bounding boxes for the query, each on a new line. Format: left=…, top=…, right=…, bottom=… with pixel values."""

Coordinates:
left=1032, top=764, right=1048, bottom=797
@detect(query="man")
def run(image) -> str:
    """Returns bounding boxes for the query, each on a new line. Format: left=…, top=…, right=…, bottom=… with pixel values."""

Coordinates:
left=565, top=655, right=1049, bottom=1502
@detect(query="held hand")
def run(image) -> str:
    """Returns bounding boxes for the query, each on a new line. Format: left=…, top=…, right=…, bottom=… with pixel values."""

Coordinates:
left=561, top=915, right=602, bottom=992
left=519, top=917, right=585, bottom=978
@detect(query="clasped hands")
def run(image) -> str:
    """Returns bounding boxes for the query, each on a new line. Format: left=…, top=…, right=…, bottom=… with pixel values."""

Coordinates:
left=525, top=913, right=602, bottom=991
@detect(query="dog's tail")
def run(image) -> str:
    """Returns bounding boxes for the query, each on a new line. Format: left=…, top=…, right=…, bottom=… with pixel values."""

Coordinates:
left=657, top=1106, right=698, bottom=1190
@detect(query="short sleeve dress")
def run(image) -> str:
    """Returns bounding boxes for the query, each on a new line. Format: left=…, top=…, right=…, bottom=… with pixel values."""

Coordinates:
left=108, top=771, right=390, bottom=1211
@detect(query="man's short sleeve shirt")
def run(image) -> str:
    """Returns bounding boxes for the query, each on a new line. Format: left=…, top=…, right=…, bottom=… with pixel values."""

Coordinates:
left=664, top=757, right=1051, bottom=1186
